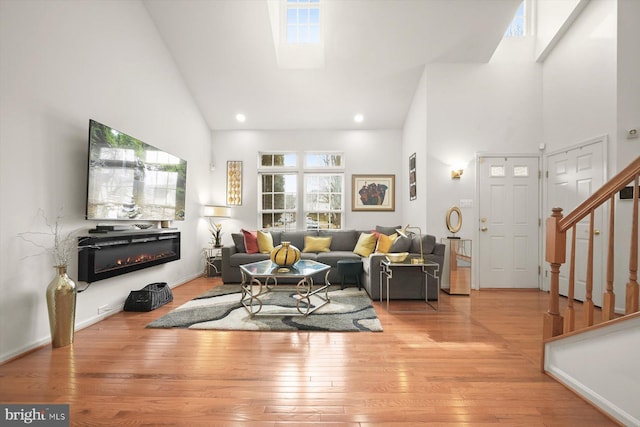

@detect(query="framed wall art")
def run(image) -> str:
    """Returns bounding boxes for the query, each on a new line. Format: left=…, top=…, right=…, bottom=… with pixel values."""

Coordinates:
left=352, top=174, right=395, bottom=211
left=226, top=160, right=242, bottom=206
left=409, top=153, right=417, bottom=201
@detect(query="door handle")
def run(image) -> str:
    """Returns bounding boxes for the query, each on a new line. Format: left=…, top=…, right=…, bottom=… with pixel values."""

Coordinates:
left=481, top=227, right=488, bottom=232
left=594, top=229, right=600, bottom=235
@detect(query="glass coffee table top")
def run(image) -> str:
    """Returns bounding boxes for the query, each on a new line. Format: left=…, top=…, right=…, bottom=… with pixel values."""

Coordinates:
left=240, top=259, right=330, bottom=278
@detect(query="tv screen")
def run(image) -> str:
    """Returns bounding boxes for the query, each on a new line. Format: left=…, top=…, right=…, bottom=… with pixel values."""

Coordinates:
left=86, top=120, right=187, bottom=221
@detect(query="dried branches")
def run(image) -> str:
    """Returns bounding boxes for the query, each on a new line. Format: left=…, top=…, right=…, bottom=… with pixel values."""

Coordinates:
left=17, top=208, right=77, bottom=267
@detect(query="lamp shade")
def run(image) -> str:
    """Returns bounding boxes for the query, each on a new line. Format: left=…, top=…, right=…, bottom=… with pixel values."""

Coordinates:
left=203, top=205, right=231, bottom=218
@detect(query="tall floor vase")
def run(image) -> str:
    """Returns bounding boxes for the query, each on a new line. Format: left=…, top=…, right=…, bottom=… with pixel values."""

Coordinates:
left=46, top=265, right=77, bottom=348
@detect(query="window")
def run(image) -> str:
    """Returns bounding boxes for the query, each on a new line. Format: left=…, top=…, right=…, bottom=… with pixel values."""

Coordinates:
left=258, top=151, right=344, bottom=230
left=260, top=152, right=297, bottom=169
left=304, top=174, right=343, bottom=230
left=304, top=152, right=343, bottom=169
left=286, top=0, right=321, bottom=44
left=504, top=1, right=526, bottom=38
left=260, top=172, right=298, bottom=230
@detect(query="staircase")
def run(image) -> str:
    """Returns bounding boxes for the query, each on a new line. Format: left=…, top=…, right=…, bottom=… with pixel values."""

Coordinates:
left=543, top=156, right=639, bottom=426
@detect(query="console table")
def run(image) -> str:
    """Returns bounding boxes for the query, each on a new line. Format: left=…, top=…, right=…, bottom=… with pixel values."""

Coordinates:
left=240, top=259, right=331, bottom=317
left=441, top=238, right=472, bottom=295
left=379, top=259, right=440, bottom=312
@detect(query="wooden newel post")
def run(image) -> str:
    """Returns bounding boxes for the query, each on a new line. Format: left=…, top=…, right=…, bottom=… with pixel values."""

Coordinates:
left=544, top=208, right=565, bottom=339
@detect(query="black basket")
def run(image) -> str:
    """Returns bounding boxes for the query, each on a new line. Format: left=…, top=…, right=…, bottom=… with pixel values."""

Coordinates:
left=123, top=282, right=173, bottom=312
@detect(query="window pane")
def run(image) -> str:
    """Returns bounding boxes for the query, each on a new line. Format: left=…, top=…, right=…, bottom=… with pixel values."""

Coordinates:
left=490, top=166, right=505, bottom=177
left=273, top=193, right=285, bottom=210
left=287, top=8, right=297, bottom=23
left=285, top=194, right=297, bottom=209
left=305, top=153, right=343, bottom=168
left=299, top=26, right=309, bottom=42
left=309, top=8, right=319, bottom=24
left=513, top=166, right=529, bottom=177
left=283, top=174, right=297, bottom=191
left=261, top=154, right=273, bottom=167
left=299, top=8, right=308, bottom=23
left=262, top=174, right=273, bottom=191
left=287, top=26, right=297, bottom=43
left=262, top=194, right=272, bottom=210
left=262, top=213, right=273, bottom=229
left=330, top=194, right=341, bottom=209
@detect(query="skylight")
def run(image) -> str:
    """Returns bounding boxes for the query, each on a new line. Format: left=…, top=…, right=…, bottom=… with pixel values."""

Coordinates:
left=505, top=1, right=526, bottom=37
left=286, top=0, right=321, bottom=44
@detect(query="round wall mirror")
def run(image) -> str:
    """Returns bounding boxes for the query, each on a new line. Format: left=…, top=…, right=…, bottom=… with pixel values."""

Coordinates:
left=446, top=206, right=462, bottom=234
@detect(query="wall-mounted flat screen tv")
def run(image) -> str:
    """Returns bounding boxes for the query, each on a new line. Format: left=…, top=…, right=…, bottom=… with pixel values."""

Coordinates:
left=86, top=119, right=187, bottom=221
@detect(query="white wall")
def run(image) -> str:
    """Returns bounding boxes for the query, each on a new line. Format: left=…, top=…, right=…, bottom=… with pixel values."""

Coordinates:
left=401, top=66, right=428, bottom=230
left=542, top=0, right=617, bottom=155
left=210, top=129, right=404, bottom=240
left=615, top=0, right=640, bottom=311
left=423, top=60, right=543, bottom=241
left=0, top=0, right=212, bottom=362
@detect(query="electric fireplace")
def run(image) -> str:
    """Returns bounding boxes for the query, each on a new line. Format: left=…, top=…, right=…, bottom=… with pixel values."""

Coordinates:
left=78, top=231, right=180, bottom=282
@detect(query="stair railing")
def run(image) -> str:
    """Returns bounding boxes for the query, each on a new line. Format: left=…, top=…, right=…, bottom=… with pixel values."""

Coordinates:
left=544, top=156, right=640, bottom=339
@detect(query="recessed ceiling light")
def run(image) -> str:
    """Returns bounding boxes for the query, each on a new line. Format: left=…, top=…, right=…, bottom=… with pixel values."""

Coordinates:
left=354, top=114, right=364, bottom=123
left=235, top=113, right=246, bottom=123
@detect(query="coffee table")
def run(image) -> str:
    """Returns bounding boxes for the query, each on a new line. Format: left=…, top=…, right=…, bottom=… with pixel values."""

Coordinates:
left=379, top=259, right=440, bottom=312
left=240, top=259, right=331, bottom=317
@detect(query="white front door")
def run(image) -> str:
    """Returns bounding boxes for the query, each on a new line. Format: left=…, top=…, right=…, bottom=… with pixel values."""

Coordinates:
left=478, top=155, right=540, bottom=288
left=545, top=138, right=606, bottom=305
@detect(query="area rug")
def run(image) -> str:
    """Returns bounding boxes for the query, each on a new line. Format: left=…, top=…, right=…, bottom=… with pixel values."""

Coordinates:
left=147, top=285, right=382, bottom=332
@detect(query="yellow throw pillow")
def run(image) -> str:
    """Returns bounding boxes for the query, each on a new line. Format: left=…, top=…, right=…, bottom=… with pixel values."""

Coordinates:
left=257, top=230, right=274, bottom=254
left=302, top=236, right=332, bottom=253
left=375, top=233, right=398, bottom=253
left=353, top=232, right=377, bottom=257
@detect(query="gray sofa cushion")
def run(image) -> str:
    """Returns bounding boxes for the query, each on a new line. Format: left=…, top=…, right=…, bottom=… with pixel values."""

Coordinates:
left=319, top=230, right=358, bottom=251
left=316, top=251, right=361, bottom=267
left=376, top=225, right=401, bottom=236
left=411, top=234, right=436, bottom=254
left=228, top=252, right=269, bottom=267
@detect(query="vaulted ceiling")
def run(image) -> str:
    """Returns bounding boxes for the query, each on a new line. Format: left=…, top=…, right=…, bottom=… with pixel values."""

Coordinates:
left=144, top=0, right=522, bottom=130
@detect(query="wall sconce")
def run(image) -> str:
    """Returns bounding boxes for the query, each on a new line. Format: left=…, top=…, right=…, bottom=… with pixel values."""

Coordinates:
left=451, top=169, right=463, bottom=179
left=203, top=205, right=231, bottom=218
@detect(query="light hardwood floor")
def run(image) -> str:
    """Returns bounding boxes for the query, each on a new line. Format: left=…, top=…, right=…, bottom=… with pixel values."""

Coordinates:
left=0, top=277, right=617, bottom=426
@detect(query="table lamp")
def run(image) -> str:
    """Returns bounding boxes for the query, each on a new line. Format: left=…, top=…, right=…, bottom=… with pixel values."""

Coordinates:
left=203, top=205, right=231, bottom=247
left=395, top=224, right=424, bottom=264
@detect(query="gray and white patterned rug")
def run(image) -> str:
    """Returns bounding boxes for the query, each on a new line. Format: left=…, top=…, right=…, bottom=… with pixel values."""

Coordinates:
left=147, top=285, right=383, bottom=332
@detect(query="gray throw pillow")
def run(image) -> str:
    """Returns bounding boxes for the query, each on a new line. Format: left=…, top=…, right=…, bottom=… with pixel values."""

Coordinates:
left=389, top=235, right=412, bottom=253
left=231, top=233, right=246, bottom=253
left=375, top=225, right=401, bottom=236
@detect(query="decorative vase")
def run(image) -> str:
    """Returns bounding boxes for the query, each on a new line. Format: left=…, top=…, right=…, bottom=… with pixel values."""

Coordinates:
left=46, top=265, right=77, bottom=348
left=270, top=241, right=301, bottom=268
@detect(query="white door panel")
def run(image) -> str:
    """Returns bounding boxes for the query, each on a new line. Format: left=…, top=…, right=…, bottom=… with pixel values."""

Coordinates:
left=479, top=156, right=540, bottom=288
left=545, top=139, right=605, bottom=306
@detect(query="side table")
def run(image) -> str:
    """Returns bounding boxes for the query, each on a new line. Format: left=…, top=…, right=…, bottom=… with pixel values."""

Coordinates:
left=379, top=259, right=440, bottom=313
left=203, top=247, right=222, bottom=277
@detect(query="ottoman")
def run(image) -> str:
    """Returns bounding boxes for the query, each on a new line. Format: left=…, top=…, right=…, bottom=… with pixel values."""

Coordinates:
left=337, top=259, right=363, bottom=290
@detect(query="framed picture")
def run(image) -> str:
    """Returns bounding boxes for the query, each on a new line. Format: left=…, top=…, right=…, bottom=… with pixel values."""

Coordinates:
left=409, top=153, right=417, bottom=201
left=226, top=161, right=242, bottom=206
left=352, top=174, right=395, bottom=211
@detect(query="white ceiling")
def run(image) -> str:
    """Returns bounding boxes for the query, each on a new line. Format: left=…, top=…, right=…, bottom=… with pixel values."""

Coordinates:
left=143, top=0, right=522, bottom=130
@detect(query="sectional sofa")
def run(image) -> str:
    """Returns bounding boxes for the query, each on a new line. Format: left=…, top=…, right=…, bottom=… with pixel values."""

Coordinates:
left=221, top=227, right=445, bottom=300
